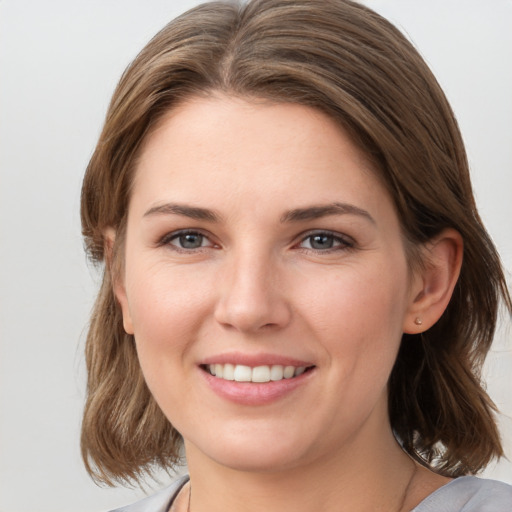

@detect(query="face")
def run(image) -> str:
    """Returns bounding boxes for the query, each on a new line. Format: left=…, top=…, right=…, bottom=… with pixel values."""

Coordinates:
left=116, top=95, right=419, bottom=474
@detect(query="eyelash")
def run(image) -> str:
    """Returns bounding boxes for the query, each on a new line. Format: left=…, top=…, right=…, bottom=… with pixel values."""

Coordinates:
left=296, top=230, right=354, bottom=252
left=158, top=229, right=216, bottom=252
left=158, top=229, right=355, bottom=253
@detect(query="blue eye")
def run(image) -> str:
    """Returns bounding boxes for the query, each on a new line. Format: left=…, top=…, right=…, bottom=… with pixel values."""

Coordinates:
left=299, top=232, right=352, bottom=251
left=175, top=233, right=205, bottom=249
left=162, top=231, right=213, bottom=250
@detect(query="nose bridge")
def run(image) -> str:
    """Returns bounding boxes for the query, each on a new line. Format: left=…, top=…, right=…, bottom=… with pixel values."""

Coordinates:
left=214, top=243, right=291, bottom=332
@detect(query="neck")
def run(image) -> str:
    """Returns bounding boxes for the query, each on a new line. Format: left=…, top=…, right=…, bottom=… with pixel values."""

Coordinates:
left=184, top=419, right=418, bottom=512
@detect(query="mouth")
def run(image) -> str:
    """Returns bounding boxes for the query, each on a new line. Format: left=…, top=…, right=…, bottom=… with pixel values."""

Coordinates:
left=202, top=363, right=315, bottom=383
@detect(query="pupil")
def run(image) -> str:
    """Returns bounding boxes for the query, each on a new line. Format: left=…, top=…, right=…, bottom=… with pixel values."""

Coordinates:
left=180, top=233, right=202, bottom=248
left=311, top=234, right=333, bottom=249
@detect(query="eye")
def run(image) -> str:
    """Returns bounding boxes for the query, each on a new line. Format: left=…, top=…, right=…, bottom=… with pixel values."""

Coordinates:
left=298, top=232, right=353, bottom=251
left=161, top=230, right=215, bottom=250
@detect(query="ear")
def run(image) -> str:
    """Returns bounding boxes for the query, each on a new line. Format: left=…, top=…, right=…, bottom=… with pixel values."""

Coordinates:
left=403, top=228, right=463, bottom=334
left=104, top=227, right=134, bottom=335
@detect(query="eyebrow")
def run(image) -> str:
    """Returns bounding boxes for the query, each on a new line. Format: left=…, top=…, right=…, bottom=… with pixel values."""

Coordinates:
left=280, top=202, right=375, bottom=224
left=143, top=203, right=221, bottom=222
left=143, top=201, right=375, bottom=225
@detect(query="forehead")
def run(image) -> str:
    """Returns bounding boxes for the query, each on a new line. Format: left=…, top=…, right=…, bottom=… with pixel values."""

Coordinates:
left=131, top=95, right=389, bottom=216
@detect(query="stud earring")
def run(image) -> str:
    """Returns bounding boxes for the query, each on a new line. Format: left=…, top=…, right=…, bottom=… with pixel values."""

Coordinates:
left=414, top=317, right=423, bottom=326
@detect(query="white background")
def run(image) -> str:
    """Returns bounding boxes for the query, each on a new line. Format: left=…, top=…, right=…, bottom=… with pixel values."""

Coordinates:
left=0, top=1, right=511, bottom=511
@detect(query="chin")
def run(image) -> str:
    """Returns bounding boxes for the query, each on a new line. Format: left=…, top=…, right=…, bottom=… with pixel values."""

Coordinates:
left=186, top=430, right=314, bottom=474
left=213, top=449, right=305, bottom=474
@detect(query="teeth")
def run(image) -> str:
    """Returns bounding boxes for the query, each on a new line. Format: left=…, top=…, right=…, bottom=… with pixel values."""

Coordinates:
left=270, top=365, right=284, bottom=381
left=223, top=363, right=235, bottom=381
left=295, top=366, right=306, bottom=376
left=252, top=366, right=270, bottom=383
left=283, top=366, right=295, bottom=379
left=207, top=364, right=309, bottom=382
left=233, top=365, right=252, bottom=382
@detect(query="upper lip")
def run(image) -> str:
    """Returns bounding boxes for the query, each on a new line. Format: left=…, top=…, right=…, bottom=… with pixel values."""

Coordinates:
left=200, top=352, right=314, bottom=368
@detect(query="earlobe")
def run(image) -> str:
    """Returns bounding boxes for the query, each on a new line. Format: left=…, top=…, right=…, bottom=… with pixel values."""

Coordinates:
left=103, top=227, right=134, bottom=335
left=103, top=227, right=116, bottom=268
left=403, top=228, right=463, bottom=334
left=117, top=290, right=134, bottom=335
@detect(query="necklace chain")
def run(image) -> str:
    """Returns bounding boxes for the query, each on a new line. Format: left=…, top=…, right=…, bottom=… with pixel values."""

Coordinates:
left=182, top=462, right=417, bottom=512
left=396, top=461, right=418, bottom=512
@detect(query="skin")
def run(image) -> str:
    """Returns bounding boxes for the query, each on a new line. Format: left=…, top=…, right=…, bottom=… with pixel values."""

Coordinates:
left=113, top=95, right=462, bottom=511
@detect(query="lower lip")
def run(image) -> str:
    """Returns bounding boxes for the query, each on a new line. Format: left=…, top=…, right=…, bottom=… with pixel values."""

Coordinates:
left=200, top=368, right=314, bottom=405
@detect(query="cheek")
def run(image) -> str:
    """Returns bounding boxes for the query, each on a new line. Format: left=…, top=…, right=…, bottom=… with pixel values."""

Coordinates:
left=123, top=264, right=218, bottom=431
left=125, top=262, right=215, bottom=365
left=308, top=260, right=408, bottom=322
left=301, top=257, right=409, bottom=372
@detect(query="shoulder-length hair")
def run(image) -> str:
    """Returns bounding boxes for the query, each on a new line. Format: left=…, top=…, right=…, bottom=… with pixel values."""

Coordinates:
left=81, top=0, right=511, bottom=485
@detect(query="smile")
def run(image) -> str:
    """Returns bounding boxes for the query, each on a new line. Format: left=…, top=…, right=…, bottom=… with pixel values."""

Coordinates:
left=205, top=364, right=311, bottom=382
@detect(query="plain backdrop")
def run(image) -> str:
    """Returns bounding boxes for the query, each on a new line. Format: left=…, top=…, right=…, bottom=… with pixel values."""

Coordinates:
left=0, top=1, right=511, bottom=511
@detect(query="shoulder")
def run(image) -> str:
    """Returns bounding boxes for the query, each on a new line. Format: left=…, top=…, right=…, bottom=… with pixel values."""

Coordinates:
left=109, top=476, right=189, bottom=512
left=412, top=476, right=512, bottom=512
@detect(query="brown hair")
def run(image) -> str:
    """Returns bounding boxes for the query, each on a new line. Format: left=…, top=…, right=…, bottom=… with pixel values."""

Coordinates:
left=81, top=0, right=511, bottom=485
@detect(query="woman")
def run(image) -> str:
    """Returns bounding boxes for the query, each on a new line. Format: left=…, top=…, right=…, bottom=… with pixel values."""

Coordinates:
left=80, top=0, right=512, bottom=510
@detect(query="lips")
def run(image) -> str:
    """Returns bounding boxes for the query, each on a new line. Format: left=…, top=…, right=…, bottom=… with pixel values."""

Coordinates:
left=206, top=363, right=308, bottom=382
left=199, top=355, right=315, bottom=405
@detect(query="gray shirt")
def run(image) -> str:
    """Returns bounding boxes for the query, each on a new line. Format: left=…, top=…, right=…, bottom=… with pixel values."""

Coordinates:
left=111, top=475, right=512, bottom=512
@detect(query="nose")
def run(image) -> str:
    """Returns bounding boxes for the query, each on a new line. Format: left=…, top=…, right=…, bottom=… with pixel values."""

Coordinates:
left=214, top=250, right=292, bottom=333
